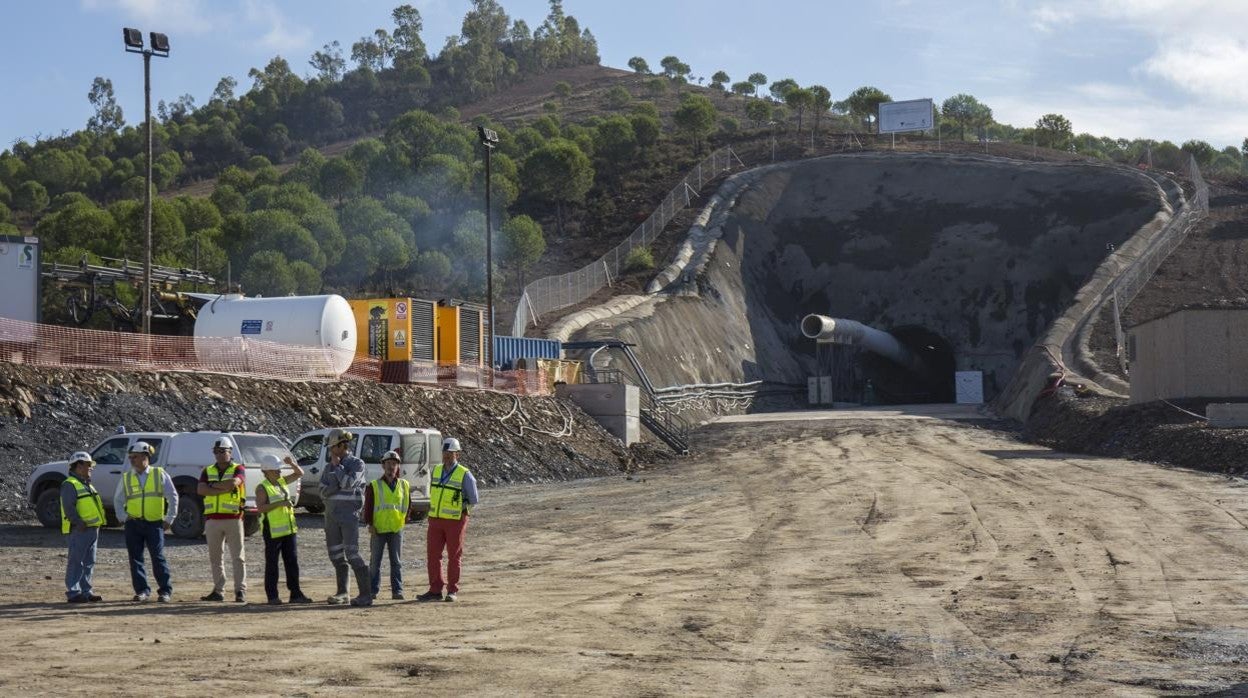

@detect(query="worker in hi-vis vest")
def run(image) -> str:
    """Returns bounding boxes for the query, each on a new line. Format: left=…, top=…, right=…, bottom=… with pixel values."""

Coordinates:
left=365, top=450, right=413, bottom=600
left=61, top=451, right=105, bottom=603
left=416, top=437, right=479, bottom=603
left=113, top=441, right=178, bottom=603
left=255, top=454, right=313, bottom=605
left=197, top=436, right=248, bottom=603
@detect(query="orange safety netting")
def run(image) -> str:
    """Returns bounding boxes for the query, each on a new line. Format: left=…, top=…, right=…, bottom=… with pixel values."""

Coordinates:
left=0, top=317, right=548, bottom=395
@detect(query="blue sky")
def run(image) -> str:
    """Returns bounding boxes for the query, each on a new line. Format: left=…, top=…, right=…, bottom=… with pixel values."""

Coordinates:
left=1, top=0, right=1243, bottom=151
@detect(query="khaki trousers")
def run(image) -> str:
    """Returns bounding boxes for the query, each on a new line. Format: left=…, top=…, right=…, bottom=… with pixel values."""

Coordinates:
left=205, top=517, right=247, bottom=593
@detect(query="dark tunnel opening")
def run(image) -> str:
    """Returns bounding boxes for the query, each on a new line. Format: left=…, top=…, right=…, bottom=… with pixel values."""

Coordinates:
left=856, top=326, right=956, bottom=404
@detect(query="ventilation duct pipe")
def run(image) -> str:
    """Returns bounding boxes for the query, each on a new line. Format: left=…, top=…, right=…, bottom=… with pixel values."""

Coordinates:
left=800, top=314, right=926, bottom=376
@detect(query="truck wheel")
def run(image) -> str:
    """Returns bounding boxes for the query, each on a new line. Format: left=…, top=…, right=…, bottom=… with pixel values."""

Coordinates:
left=35, top=487, right=63, bottom=529
left=243, top=514, right=261, bottom=537
left=303, top=502, right=324, bottom=514
left=171, top=495, right=204, bottom=539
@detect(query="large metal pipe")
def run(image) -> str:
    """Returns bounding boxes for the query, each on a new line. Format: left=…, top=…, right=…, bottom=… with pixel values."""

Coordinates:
left=800, top=314, right=926, bottom=375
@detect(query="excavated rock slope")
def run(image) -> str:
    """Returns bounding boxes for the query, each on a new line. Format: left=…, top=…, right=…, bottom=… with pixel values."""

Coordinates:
left=573, top=154, right=1161, bottom=402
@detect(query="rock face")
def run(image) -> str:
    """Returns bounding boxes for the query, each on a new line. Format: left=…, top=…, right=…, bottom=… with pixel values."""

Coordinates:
left=0, top=363, right=640, bottom=521
left=574, top=153, right=1162, bottom=404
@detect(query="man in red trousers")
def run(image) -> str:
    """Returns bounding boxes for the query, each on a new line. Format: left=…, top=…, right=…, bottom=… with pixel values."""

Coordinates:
left=416, top=437, right=478, bottom=603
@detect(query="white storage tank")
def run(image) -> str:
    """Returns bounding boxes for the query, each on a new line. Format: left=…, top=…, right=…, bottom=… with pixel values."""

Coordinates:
left=193, top=294, right=357, bottom=376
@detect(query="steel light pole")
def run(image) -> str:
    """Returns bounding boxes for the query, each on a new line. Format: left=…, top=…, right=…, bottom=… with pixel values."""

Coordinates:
left=123, top=28, right=170, bottom=334
left=478, top=126, right=499, bottom=370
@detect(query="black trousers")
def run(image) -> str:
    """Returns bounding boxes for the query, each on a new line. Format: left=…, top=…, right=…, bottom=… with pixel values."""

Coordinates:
left=263, top=530, right=303, bottom=600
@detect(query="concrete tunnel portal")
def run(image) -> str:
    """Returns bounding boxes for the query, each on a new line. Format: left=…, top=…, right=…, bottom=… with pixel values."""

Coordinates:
left=801, top=315, right=957, bottom=404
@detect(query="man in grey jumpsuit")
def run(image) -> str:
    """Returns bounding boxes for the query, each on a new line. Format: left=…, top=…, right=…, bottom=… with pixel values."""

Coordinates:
left=320, top=429, right=373, bottom=607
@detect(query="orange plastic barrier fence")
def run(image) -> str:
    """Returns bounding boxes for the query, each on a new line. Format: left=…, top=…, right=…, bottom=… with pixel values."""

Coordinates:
left=0, top=317, right=547, bottom=395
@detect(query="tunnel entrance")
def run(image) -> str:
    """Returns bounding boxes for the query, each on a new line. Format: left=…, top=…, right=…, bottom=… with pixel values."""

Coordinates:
left=813, top=325, right=956, bottom=405
left=864, top=326, right=955, bottom=404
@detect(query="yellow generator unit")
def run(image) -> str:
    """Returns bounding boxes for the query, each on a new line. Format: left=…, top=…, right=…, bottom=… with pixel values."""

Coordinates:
left=434, top=298, right=488, bottom=367
left=348, top=298, right=436, bottom=362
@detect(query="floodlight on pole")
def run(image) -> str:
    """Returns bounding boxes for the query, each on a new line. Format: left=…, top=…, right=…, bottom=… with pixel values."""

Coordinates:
left=478, top=126, right=499, bottom=373
left=122, top=27, right=170, bottom=334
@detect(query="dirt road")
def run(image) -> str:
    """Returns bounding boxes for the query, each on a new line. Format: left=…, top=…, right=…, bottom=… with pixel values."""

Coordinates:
left=3, top=409, right=1248, bottom=695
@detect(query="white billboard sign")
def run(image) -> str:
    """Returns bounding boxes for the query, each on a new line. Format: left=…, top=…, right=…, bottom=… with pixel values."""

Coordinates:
left=879, top=98, right=934, bottom=134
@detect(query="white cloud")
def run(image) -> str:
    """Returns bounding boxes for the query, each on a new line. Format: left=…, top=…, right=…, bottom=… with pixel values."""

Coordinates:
left=81, top=0, right=219, bottom=34
left=243, top=0, right=312, bottom=54
left=1141, top=36, right=1248, bottom=105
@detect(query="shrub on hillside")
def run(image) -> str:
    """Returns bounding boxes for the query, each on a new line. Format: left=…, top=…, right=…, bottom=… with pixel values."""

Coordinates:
left=623, top=246, right=654, bottom=273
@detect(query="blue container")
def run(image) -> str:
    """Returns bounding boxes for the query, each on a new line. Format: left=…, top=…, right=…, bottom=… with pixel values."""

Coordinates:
left=493, top=336, right=561, bottom=369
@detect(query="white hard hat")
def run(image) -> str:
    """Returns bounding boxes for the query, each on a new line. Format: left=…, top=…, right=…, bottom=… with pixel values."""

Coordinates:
left=381, top=450, right=401, bottom=463
left=259, top=454, right=283, bottom=471
left=442, top=437, right=462, bottom=453
left=213, top=437, right=234, bottom=450
left=69, top=451, right=95, bottom=466
left=128, top=441, right=154, bottom=455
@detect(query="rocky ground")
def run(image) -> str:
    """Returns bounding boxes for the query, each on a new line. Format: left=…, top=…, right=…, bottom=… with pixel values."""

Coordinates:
left=1022, top=387, right=1248, bottom=476
left=0, top=362, right=654, bottom=521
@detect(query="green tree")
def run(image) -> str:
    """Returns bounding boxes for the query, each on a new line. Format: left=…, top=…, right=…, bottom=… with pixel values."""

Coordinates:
left=521, top=138, right=594, bottom=233
left=845, top=86, right=891, bottom=132
left=673, top=94, right=717, bottom=154
left=784, top=88, right=815, bottom=133
left=14, top=181, right=49, bottom=215
left=627, top=56, right=650, bottom=74
left=747, top=73, right=767, bottom=96
left=288, top=259, right=322, bottom=295
left=1034, top=113, right=1073, bottom=150
left=242, top=250, right=296, bottom=296
left=769, top=78, right=799, bottom=102
left=1181, top=139, right=1216, bottom=167
left=391, top=4, right=427, bottom=62
left=554, top=81, right=573, bottom=103
left=809, top=85, right=832, bottom=135
left=319, top=158, right=363, bottom=204
left=34, top=201, right=119, bottom=254
left=593, top=116, right=637, bottom=166
left=413, top=250, right=452, bottom=288
left=605, top=86, right=631, bottom=110
left=373, top=227, right=412, bottom=275
left=501, top=214, right=546, bottom=285
left=629, top=112, right=660, bottom=149
left=710, top=70, right=730, bottom=92
left=731, top=81, right=754, bottom=101
left=745, top=99, right=773, bottom=128
left=86, top=77, right=124, bottom=135
left=309, top=41, right=347, bottom=81
left=211, top=184, right=246, bottom=217
left=659, top=55, right=691, bottom=81
left=941, top=94, right=993, bottom=141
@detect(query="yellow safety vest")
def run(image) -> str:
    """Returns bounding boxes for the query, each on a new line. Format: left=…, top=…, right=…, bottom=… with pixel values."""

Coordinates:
left=123, top=468, right=167, bottom=522
left=371, top=477, right=410, bottom=534
left=429, top=463, right=469, bottom=521
left=61, top=476, right=105, bottom=534
left=259, top=479, right=297, bottom=539
left=203, top=462, right=243, bottom=516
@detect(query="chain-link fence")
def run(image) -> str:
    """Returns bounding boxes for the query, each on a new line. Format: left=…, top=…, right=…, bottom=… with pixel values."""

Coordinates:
left=510, top=146, right=743, bottom=336
left=1113, top=156, right=1209, bottom=310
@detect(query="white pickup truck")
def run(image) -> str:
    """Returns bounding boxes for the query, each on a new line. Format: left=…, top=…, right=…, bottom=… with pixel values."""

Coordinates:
left=25, top=430, right=296, bottom=539
left=289, top=426, right=439, bottom=520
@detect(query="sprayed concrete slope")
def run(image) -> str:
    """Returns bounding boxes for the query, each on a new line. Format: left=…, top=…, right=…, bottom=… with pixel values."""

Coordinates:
left=564, top=153, right=1163, bottom=402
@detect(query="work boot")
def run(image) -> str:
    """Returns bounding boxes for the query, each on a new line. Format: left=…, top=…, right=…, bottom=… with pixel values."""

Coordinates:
left=327, top=593, right=349, bottom=605
left=67, top=596, right=88, bottom=604
left=200, top=590, right=224, bottom=602
left=350, top=594, right=373, bottom=607
left=234, top=591, right=246, bottom=604
left=353, top=567, right=372, bottom=602
left=133, top=592, right=150, bottom=603
left=86, top=595, right=103, bottom=603
left=289, top=594, right=313, bottom=604
left=333, top=565, right=349, bottom=596
left=444, top=593, right=458, bottom=603
left=415, top=591, right=442, bottom=602
left=267, top=597, right=283, bottom=606
left=157, top=592, right=171, bottom=603
left=392, top=591, right=405, bottom=601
